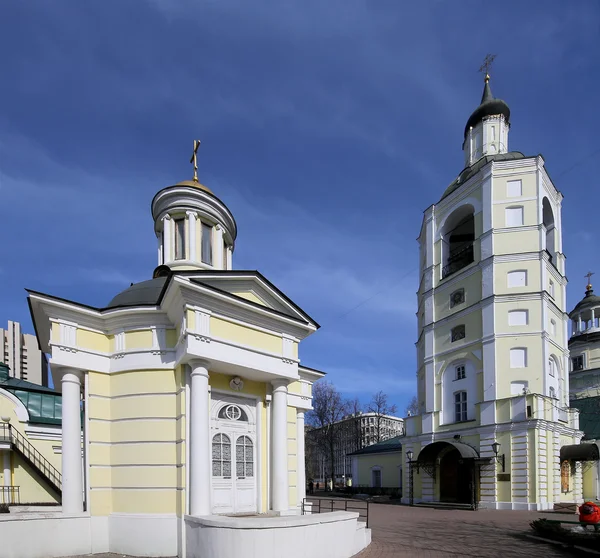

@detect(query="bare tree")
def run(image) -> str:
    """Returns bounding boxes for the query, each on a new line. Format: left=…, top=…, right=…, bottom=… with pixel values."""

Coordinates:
left=346, top=397, right=365, bottom=456
left=367, top=391, right=398, bottom=443
left=405, top=395, right=419, bottom=417
left=306, top=381, right=349, bottom=489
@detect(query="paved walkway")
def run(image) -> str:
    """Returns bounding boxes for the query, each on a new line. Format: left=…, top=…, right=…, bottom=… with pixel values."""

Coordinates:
left=356, top=504, right=580, bottom=557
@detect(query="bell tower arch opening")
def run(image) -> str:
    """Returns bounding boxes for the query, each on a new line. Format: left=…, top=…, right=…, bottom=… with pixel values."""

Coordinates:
left=440, top=204, right=475, bottom=279
left=542, top=197, right=556, bottom=264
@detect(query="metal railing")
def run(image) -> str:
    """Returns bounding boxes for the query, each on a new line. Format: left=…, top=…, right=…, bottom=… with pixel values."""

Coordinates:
left=442, top=244, right=474, bottom=279
left=0, top=486, right=20, bottom=505
left=0, top=423, right=61, bottom=493
left=301, top=497, right=370, bottom=528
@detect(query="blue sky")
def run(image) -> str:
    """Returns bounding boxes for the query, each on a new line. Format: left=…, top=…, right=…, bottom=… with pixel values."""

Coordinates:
left=1, top=1, right=599, bottom=411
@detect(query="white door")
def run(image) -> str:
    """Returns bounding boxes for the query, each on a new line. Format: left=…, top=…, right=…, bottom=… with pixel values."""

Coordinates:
left=211, top=399, right=257, bottom=514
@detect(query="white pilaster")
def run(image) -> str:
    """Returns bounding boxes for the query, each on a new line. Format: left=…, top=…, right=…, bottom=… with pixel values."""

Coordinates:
left=214, top=225, right=224, bottom=269
left=3, top=450, right=10, bottom=487
left=190, top=361, right=211, bottom=516
left=187, top=211, right=197, bottom=262
left=61, top=369, right=83, bottom=514
left=296, top=410, right=306, bottom=506
left=271, top=379, right=289, bottom=512
left=162, top=214, right=172, bottom=263
left=157, top=234, right=163, bottom=266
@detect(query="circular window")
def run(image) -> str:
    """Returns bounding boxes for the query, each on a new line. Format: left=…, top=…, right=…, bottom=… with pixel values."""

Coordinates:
left=225, top=404, right=242, bottom=420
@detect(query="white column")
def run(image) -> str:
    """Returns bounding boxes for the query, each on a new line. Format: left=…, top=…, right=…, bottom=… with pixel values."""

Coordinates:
left=296, top=410, right=306, bottom=506
left=226, top=246, right=233, bottom=270
left=162, top=214, right=172, bottom=262
left=187, top=211, right=197, bottom=262
left=61, top=369, right=83, bottom=514
left=190, top=361, right=211, bottom=516
left=271, top=380, right=289, bottom=512
left=214, top=225, right=224, bottom=269
left=157, top=234, right=163, bottom=266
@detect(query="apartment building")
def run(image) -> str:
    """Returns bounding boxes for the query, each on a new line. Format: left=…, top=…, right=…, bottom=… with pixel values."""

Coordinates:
left=306, top=412, right=404, bottom=484
left=1, top=320, right=49, bottom=386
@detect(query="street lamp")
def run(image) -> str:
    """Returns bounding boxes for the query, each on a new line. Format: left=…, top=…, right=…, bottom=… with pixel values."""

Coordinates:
left=491, top=442, right=506, bottom=472
left=406, top=450, right=414, bottom=507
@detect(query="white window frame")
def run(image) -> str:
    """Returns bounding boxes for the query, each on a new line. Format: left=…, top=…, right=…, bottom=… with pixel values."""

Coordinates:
left=505, top=206, right=524, bottom=227
left=549, top=280, right=555, bottom=298
left=371, top=466, right=382, bottom=488
left=454, top=391, right=468, bottom=422
left=572, top=354, right=585, bottom=372
left=506, top=179, right=522, bottom=198
left=508, top=309, right=529, bottom=326
left=455, top=364, right=466, bottom=380
left=550, top=319, right=556, bottom=336
left=507, top=270, right=528, bottom=288
left=174, top=217, right=186, bottom=260
left=510, top=348, right=527, bottom=369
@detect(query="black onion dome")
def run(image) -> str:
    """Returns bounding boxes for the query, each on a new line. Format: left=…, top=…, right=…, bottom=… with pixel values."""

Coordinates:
left=106, top=277, right=168, bottom=309
left=464, top=77, right=510, bottom=139
left=569, top=287, right=600, bottom=318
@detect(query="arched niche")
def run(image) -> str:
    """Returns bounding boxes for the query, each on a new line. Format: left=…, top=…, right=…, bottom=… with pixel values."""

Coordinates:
left=440, top=358, right=478, bottom=425
left=439, top=204, right=476, bottom=279
left=542, top=197, right=556, bottom=263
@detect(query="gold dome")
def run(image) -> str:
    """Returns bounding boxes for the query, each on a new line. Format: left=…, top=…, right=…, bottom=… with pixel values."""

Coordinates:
left=175, top=179, right=213, bottom=195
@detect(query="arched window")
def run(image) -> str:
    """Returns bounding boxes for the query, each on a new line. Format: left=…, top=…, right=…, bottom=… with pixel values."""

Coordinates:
left=218, top=404, right=248, bottom=421
left=441, top=206, right=475, bottom=279
left=542, top=197, right=556, bottom=263
left=549, top=387, right=556, bottom=399
left=236, top=436, right=254, bottom=478
left=212, top=433, right=231, bottom=477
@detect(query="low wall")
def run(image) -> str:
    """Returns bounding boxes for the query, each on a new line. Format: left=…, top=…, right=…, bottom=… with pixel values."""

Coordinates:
left=0, top=513, right=93, bottom=558
left=185, top=511, right=370, bottom=558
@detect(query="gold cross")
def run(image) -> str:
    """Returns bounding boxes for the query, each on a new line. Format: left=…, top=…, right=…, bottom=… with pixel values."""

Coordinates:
left=190, top=139, right=201, bottom=182
left=585, top=271, right=594, bottom=291
left=478, top=54, right=496, bottom=81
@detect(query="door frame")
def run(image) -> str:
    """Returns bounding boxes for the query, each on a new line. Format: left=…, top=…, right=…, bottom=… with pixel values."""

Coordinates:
left=210, top=388, right=263, bottom=514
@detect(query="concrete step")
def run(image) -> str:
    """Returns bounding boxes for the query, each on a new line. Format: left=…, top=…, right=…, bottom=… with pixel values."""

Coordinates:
left=9, top=505, right=62, bottom=514
left=415, top=501, right=474, bottom=511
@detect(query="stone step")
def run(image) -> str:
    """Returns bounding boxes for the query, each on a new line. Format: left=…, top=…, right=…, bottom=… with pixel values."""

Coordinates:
left=415, top=501, right=474, bottom=511
left=9, top=505, right=62, bottom=514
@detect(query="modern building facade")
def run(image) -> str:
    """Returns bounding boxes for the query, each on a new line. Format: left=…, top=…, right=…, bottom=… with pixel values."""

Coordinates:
left=22, top=160, right=371, bottom=558
left=397, top=72, right=582, bottom=510
left=1, top=320, right=49, bottom=387
left=307, top=413, right=404, bottom=484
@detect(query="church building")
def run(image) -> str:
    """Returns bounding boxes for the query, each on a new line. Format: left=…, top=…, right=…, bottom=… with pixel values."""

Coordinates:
left=400, top=70, right=583, bottom=510
left=21, top=148, right=373, bottom=557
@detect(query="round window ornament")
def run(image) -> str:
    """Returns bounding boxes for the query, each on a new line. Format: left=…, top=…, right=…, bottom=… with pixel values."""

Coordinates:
left=225, top=404, right=242, bottom=420
left=230, top=376, right=244, bottom=391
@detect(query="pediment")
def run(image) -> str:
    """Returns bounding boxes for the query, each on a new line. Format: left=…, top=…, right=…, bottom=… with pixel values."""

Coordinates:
left=185, top=272, right=318, bottom=327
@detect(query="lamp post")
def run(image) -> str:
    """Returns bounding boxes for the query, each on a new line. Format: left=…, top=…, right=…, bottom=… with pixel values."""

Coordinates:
left=406, top=450, right=414, bottom=507
left=491, top=442, right=506, bottom=472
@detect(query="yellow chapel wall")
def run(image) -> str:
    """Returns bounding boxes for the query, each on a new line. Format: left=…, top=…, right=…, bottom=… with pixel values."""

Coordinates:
left=0, top=392, right=61, bottom=504
left=355, top=453, right=402, bottom=488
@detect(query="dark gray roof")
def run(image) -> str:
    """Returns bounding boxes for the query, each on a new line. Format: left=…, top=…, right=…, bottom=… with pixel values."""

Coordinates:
left=569, top=289, right=600, bottom=318
left=348, top=435, right=403, bottom=456
left=464, top=78, right=510, bottom=139
left=441, top=152, right=527, bottom=201
left=106, top=276, right=168, bottom=309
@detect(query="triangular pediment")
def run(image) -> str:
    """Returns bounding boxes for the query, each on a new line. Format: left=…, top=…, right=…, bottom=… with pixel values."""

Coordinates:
left=185, top=271, right=319, bottom=328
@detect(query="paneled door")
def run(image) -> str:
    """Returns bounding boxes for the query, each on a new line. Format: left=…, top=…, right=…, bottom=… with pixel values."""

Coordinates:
left=211, top=399, right=257, bottom=514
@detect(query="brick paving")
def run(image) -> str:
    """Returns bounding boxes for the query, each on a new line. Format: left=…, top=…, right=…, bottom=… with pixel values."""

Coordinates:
left=355, top=504, right=581, bottom=557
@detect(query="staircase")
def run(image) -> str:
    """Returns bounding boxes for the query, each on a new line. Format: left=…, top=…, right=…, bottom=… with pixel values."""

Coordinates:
left=0, top=423, right=62, bottom=498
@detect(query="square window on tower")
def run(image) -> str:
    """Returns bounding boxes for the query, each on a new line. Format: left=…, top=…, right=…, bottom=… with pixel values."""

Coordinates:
left=451, top=325, right=466, bottom=343
left=450, top=288, right=465, bottom=308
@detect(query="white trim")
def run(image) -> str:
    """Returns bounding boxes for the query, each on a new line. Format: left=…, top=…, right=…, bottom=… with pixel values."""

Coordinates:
left=0, top=388, right=30, bottom=422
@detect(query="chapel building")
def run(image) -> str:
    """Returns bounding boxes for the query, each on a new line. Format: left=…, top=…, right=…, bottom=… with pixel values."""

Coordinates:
left=401, top=73, right=583, bottom=510
left=26, top=157, right=328, bottom=555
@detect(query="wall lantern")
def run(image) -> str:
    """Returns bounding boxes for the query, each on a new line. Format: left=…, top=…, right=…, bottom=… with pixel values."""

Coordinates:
left=491, top=441, right=506, bottom=472
left=406, top=450, right=414, bottom=463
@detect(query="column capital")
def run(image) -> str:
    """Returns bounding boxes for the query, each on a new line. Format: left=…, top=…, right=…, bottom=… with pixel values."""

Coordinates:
left=189, top=359, right=210, bottom=376
left=186, top=210, right=196, bottom=217
left=163, top=213, right=171, bottom=221
left=271, top=379, right=289, bottom=391
left=296, top=410, right=305, bottom=419
left=57, top=368, right=84, bottom=386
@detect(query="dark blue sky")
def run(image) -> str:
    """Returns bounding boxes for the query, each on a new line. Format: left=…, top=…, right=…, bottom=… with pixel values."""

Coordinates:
left=1, top=1, right=599, bottom=410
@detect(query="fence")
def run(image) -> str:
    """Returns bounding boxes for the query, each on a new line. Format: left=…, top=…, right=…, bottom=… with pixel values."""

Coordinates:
left=0, top=486, right=20, bottom=505
left=301, top=497, right=369, bottom=528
